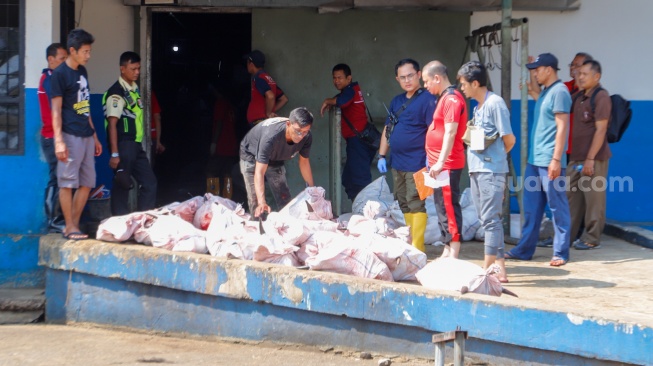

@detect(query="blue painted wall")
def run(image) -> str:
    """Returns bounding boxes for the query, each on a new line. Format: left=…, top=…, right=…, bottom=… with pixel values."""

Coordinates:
left=507, top=100, right=650, bottom=222
left=40, top=237, right=651, bottom=365
left=0, top=89, right=111, bottom=287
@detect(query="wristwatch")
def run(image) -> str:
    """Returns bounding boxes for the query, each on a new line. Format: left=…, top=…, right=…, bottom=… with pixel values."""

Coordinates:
left=111, top=152, right=119, bottom=158
left=378, top=154, right=386, bottom=159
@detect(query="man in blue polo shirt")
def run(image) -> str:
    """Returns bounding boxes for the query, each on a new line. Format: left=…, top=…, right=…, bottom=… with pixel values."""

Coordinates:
left=507, top=53, right=572, bottom=267
left=377, top=58, right=436, bottom=252
left=320, top=63, right=376, bottom=201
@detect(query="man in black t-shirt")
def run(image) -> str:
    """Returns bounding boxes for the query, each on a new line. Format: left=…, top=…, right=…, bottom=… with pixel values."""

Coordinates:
left=51, top=29, right=102, bottom=240
left=239, top=107, right=315, bottom=217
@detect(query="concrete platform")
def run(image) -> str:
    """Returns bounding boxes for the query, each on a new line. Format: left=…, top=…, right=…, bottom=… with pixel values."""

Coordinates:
left=0, top=288, right=45, bottom=325
left=38, top=234, right=653, bottom=365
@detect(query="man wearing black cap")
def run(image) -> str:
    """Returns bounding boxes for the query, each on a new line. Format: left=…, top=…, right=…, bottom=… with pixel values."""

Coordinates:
left=506, top=52, right=572, bottom=267
left=245, top=50, right=288, bottom=125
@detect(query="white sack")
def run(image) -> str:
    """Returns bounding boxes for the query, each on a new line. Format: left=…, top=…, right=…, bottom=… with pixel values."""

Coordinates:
left=96, top=212, right=148, bottom=242
left=460, top=188, right=481, bottom=241
left=133, top=214, right=207, bottom=253
left=305, top=242, right=394, bottom=281
left=358, top=234, right=427, bottom=281
left=262, top=212, right=311, bottom=246
left=352, top=176, right=394, bottom=216
left=415, top=257, right=485, bottom=292
left=166, top=196, right=204, bottom=223
left=280, top=186, right=333, bottom=220
left=346, top=214, right=393, bottom=237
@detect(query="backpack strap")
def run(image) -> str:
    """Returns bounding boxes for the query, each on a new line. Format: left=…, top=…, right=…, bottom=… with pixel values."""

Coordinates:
left=588, top=86, right=604, bottom=114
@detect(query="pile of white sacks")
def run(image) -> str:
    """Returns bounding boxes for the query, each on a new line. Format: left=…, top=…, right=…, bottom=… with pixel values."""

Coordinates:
left=97, top=184, right=425, bottom=282
left=96, top=177, right=514, bottom=295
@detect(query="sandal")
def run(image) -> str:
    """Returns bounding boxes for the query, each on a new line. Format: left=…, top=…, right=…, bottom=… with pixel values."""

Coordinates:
left=550, top=256, right=567, bottom=267
left=63, top=231, right=88, bottom=241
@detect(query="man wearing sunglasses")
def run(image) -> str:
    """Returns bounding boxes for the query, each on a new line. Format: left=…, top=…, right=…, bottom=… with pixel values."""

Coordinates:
left=239, top=107, right=315, bottom=218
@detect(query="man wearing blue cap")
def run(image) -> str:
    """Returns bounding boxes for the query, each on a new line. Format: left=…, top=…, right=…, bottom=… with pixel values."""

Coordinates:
left=506, top=53, right=572, bottom=267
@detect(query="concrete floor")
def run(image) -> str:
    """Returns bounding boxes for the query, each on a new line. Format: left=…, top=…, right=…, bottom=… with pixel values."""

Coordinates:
left=0, top=324, right=444, bottom=366
left=432, top=234, right=653, bottom=328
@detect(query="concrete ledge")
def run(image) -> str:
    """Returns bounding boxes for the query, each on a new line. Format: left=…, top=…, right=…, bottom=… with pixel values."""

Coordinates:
left=605, top=221, right=653, bottom=249
left=39, top=235, right=651, bottom=365
left=0, top=289, right=45, bottom=311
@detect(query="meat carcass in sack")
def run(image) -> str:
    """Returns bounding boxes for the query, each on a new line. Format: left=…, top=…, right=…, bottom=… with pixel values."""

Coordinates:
left=358, top=234, right=427, bottom=281
left=305, top=242, right=394, bottom=281
left=96, top=212, right=148, bottom=242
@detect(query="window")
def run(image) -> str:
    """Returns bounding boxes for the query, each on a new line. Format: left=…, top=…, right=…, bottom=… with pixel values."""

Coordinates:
left=0, top=0, right=22, bottom=154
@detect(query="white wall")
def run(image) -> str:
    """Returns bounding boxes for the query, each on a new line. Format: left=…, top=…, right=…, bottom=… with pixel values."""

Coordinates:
left=76, top=0, right=134, bottom=93
left=471, top=0, right=653, bottom=100
left=25, top=0, right=58, bottom=88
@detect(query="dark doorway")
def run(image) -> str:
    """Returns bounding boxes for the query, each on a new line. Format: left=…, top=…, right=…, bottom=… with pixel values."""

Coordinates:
left=151, top=11, right=251, bottom=206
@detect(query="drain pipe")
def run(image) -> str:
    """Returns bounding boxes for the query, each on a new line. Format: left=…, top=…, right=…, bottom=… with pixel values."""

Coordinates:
left=330, top=108, right=342, bottom=216
left=519, top=19, right=529, bottom=227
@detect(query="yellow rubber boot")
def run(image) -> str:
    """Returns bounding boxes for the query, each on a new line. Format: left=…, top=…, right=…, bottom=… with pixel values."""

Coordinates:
left=411, top=212, right=427, bottom=253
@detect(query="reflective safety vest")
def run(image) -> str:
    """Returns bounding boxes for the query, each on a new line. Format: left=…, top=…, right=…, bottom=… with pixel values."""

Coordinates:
left=102, top=80, right=144, bottom=143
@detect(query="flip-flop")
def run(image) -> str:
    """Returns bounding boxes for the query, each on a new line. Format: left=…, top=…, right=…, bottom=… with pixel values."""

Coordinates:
left=63, top=231, right=88, bottom=241
left=550, top=257, right=567, bottom=267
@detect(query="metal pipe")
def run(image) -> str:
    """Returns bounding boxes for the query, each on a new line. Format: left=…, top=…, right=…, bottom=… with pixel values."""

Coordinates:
left=520, top=19, right=529, bottom=227
left=500, top=0, right=512, bottom=234
left=501, top=0, right=512, bottom=111
left=330, top=108, right=342, bottom=216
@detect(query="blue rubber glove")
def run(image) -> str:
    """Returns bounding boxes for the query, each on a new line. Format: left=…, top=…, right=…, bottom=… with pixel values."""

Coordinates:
left=377, top=157, right=387, bottom=173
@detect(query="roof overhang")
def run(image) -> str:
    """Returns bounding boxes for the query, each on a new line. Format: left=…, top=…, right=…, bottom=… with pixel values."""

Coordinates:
left=130, top=0, right=581, bottom=12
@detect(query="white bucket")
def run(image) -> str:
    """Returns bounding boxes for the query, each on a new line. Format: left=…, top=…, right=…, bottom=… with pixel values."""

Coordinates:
left=510, top=213, right=521, bottom=238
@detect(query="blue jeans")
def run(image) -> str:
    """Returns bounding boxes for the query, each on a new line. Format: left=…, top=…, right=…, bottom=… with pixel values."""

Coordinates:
left=342, top=136, right=375, bottom=200
left=509, top=163, right=571, bottom=261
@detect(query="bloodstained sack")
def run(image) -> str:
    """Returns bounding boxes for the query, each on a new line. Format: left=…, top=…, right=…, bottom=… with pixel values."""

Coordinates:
left=96, top=212, right=148, bottom=242
left=262, top=212, right=311, bottom=246
left=358, top=234, right=427, bottom=281
left=166, top=196, right=204, bottom=223
left=280, top=186, right=333, bottom=220
left=305, top=242, right=393, bottom=281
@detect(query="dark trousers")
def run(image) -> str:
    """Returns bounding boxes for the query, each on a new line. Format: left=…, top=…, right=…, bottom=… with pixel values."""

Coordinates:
left=111, top=141, right=157, bottom=215
left=240, top=159, right=291, bottom=214
left=343, top=136, right=375, bottom=200
left=41, top=136, right=65, bottom=232
left=431, top=168, right=463, bottom=244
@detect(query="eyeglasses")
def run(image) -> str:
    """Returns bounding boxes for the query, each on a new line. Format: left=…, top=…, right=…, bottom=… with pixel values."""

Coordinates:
left=568, top=63, right=583, bottom=68
left=398, top=73, right=416, bottom=82
left=291, top=125, right=310, bottom=137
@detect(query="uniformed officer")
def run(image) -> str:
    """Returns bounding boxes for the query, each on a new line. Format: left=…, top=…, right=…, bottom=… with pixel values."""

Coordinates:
left=103, top=51, right=157, bottom=215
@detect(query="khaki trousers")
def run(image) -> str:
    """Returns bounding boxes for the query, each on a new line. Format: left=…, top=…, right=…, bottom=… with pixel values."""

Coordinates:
left=566, top=159, right=609, bottom=245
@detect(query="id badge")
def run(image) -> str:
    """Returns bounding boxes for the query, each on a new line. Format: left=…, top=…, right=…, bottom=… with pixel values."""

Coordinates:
left=471, top=128, right=485, bottom=151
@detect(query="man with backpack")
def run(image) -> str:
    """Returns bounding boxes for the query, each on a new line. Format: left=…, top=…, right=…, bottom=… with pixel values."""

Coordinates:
left=567, top=60, right=611, bottom=250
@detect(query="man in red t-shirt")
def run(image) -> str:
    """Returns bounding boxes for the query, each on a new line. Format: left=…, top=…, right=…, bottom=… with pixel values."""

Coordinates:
left=38, top=43, right=67, bottom=233
left=422, top=61, right=468, bottom=258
